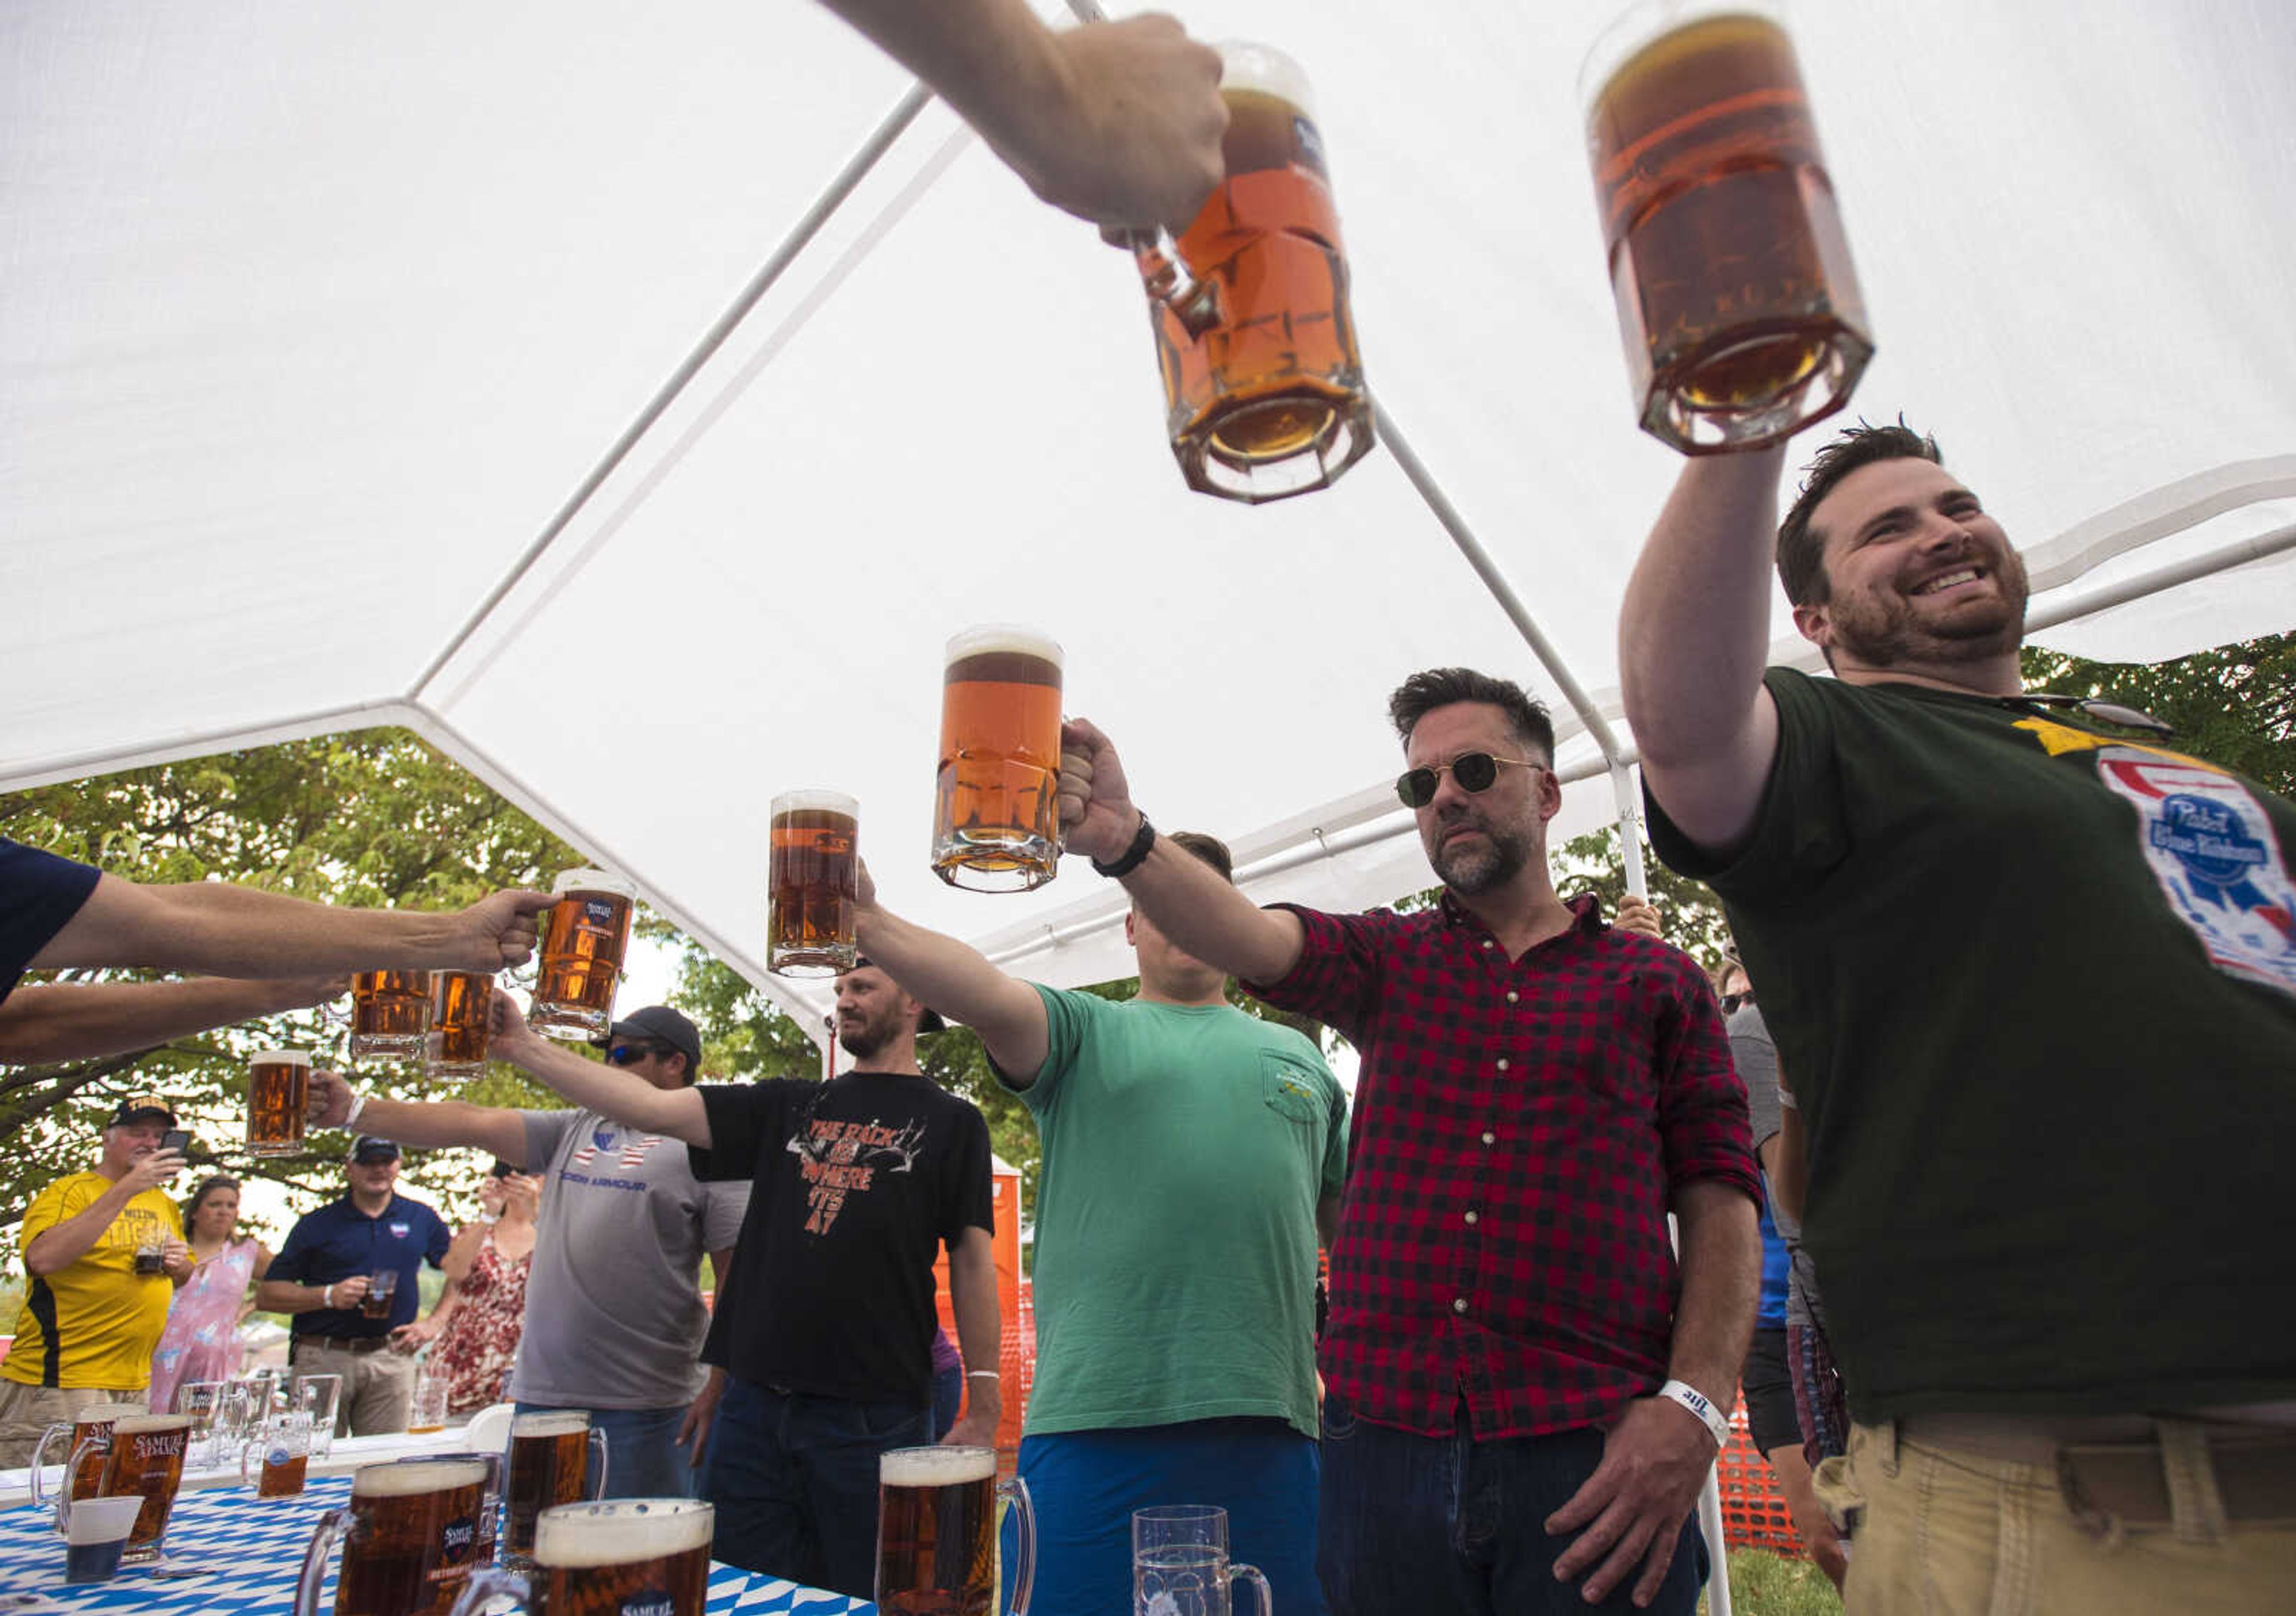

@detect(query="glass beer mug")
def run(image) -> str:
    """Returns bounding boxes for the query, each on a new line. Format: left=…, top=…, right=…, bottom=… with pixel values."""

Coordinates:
left=933, top=625, right=1064, bottom=894
left=530, top=869, right=635, bottom=1041
left=30, top=1401, right=146, bottom=1530
left=1141, top=40, right=1375, bottom=504
left=1582, top=0, right=1873, bottom=452
left=876, top=1446, right=1035, bottom=1616
left=350, top=971, right=433, bottom=1060
left=450, top=1499, right=715, bottom=1616
left=427, top=971, right=496, bottom=1080
left=295, top=1458, right=494, bottom=1616
left=1133, top=1505, right=1271, bottom=1616
left=246, top=1047, right=312, bottom=1158
left=768, top=789, right=860, bottom=977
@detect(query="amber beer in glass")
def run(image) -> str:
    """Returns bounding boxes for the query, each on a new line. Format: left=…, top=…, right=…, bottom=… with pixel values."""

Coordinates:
left=247, top=1048, right=312, bottom=1158
left=875, top=1446, right=1035, bottom=1616
left=295, top=1458, right=493, bottom=1616
left=242, top=1411, right=315, bottom=1499
left=31, top=1401, right=146, bottom=1529
left=448, top=1499, right=716, bottom=1616
left=351, top=971, right=433, bottom=1059
left=428, top=972, right=496, bottom=1080
left=1144, top=41, right=1373, bottom=504
left=96, top=1412, right=191, bottom=1565
left=532, top=870, right=636, bottom=1041
left=933, top=626, right=1063, bottom=894
left=504, top=1411, right=609, bottom=1569
left=1583, top=1, right=1872, bottom=453
left=768, top=790, right=859, bottom=978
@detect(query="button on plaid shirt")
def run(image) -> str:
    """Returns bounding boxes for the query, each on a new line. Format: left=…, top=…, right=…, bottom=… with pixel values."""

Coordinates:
left=1248, top=892, right=1758, bottom=1439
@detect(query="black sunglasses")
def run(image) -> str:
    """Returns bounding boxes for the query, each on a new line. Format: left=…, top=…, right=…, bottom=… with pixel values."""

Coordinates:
left=1719, top=991, right=1752, bottom=1014
left=1396, top=752, right=1544, bottom=809
left=2002, top=692, right=2175, bottom=741
left=606, top=1042, right=665, bottom=1067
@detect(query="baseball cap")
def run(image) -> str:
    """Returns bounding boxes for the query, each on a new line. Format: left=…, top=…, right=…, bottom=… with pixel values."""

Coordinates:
left=593, top=1005, right=703, bottom=1074
left=108, top=1093, right=178, bottom=1129
left=349, top=1135, right=402, bottom=1164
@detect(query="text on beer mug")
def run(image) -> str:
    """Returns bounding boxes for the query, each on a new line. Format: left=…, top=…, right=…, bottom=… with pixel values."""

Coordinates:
left=933, top=626, right=1064, bottom=894
left=768, top=790, right=860, bottom=978
left=876, top=1444, right=1035, bottom=1616
left=247, top=1048, right=312, bottom=1158
left=1144, top=39, right=1375, bottom=504
left=530, top=870, right=636, bottom=1042
left=33, top=1402, right=146, bottom=1532
left=96, top=1413, right=193, bottom=1566
left=1583, top=0, right=1872, bottom=453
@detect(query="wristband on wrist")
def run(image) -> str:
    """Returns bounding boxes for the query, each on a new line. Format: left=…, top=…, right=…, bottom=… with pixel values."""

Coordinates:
left=1091, top=812, right=1156, bottom=879
left=1658, top=1379, right=1731, bottom=1447
left=320, top=1283, right=334, bottom=1309
left=966, top=1370, right=1001, bottom=1380
left=1776, top=1084, right=1799, bottom=1111
left=343, top=1088, right=370, bottom=1130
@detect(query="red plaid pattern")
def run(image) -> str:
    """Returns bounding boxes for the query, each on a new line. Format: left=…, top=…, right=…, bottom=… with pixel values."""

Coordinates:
left=1250, top=893, right=1759, bottom=1440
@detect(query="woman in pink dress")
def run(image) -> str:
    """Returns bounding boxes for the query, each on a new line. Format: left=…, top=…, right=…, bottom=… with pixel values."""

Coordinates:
left=149, top=1175, right=271, bottom=1415
left=423, top=1163, right=539, bottom=1416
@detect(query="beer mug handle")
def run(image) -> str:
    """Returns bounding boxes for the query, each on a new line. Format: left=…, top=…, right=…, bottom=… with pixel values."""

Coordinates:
left=448, top=1568, right=530, bottom=1616
left=1228, top=1560, right=1273, bottom=1616
left=27, top=1423, right=66, bottom=1512
left=294, top=1506, right=352, bottom=1616
left=586, top=1427, right=610, bottom=1499
left=999, top=1474, right=1035, bottom=1616
left=1129, top=230, right=1223, bottom=338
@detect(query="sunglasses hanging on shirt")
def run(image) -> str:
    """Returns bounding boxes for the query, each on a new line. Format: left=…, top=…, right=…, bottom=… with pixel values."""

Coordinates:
left=1999, top=693, right=2175, bottom=742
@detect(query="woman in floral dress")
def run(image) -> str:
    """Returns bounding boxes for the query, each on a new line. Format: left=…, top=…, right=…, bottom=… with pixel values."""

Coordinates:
left=425, top=1164, right=539, bottom=1416
left=149, top=1175, right=271, bottom=1414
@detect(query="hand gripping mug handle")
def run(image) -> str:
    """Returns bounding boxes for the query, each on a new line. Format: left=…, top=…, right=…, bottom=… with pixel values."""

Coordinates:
left=449, top=1568, right=530, bottom=1616
left=1002, top=1474, right=1035, bottom=1616
left=1130, top=229, right=1224, bottom=338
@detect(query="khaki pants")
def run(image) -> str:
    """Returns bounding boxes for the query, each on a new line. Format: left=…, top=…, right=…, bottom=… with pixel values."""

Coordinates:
left=0, top=1382, right=141, bottom=1470
left=290, top=1340, right=417, bottom=1438
left=1814, top=1419, right=2296, bottom=1615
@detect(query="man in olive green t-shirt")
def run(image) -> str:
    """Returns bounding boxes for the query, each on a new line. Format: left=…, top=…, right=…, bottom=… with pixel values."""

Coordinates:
left=854, top=833, right=1344, bottom=1616
left=1, top=1094, right=192, bottom=1465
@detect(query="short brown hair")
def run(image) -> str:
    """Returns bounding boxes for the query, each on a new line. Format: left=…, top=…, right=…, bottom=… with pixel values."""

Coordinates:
left=1387, top=668, right=1556, bottom=763
left=1776, top=420, right=1944, bottom=608
left=1168, top=831, right=1234, bottom=883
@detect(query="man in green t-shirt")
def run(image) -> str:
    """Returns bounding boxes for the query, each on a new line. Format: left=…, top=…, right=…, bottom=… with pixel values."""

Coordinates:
left=1619, top=420, right=2296, bottom=1611
left=854, top=832, right=1345, bottom=1616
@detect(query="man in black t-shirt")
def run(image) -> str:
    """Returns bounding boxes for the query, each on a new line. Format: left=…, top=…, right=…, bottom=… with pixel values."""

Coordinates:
left=1620, top=421, right=2296, bottom=1609
left=485, top=961, right=999, bottom=1600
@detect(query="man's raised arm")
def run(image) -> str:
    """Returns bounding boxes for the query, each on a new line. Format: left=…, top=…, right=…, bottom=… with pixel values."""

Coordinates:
left=852, top=863, right=1052, bottom=1086
left=0, top=974, right=344, bottom=1065
left=487, top=994, right=711, bottom=1148
left=1617, top=447, right=1790, bottom=856
left=1057, top=718, right=1304, bottom=986
left=305, top=1069, right=531, bottom=1166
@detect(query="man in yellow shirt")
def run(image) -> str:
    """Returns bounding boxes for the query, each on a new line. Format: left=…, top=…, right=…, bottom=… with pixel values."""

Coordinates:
left=0, top=1093, right=193, bottom=1464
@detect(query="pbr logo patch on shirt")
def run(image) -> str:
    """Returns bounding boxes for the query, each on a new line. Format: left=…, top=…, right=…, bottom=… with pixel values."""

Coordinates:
left=2097, top=748, right=2296, bottom=996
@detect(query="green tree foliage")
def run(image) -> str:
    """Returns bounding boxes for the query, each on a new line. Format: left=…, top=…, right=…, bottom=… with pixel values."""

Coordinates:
left=2020, top=632, right=2294, bottom=796
left=1, top=730, right=584, bottom=1240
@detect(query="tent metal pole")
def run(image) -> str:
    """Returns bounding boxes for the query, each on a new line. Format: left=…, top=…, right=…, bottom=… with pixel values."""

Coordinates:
left=0, top=701, right=417, bottom=794
left=407, top=81, right=937, bottom=703
left=2027, top=522, right=2296, bottom=634
left=1610, top=761, right=1648, bottom=900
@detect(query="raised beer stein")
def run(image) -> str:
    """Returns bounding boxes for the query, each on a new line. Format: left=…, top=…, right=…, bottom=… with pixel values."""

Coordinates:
left=427, top=971, right=497, bottom=1080
left=351, top=971, right=435, bottom=1060
left=933, top=625, right=1064, bottom=893
left=1143, top=40, right=1374, bottom=504
left=502, top=1411, right=610, bottom=1569
left=295, top=1457, right=494, bottom=1616
left=448, top=1499, right=715, bottom=1616
left=248, top=1047, right=312, bottom=1158
left=1133, top=1505, right=1272, bottom=1616
left=530, top=869, right=636, bottom=1041
left=768, top=789, right=860, bottom=977
left=1582, top=0, right=1873, bottom=453
left=876, top=1445, right=1036, bottom=1615
left=30, top=1401, right=145, bottom=1530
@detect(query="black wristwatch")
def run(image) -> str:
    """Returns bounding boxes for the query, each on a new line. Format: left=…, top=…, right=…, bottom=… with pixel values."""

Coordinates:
left=1091, top=812, right=1156, bottom=879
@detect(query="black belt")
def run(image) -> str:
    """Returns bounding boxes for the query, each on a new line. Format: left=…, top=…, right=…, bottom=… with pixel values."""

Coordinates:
left=296, top=1334, right=395, bottom=1356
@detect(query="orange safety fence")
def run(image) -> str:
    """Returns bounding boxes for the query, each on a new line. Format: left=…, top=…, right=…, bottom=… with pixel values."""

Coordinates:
left=1715, top=1385, right=1802, bottom=1558
left=930, top=1160, right=1035, bottom=1455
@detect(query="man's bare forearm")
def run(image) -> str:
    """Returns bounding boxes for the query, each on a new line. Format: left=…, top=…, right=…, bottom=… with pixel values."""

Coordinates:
left=1117, top=825, right=1305, bottom=985
left=346, top=1096, right=529, bottom=1164
left=853, top=902, right=1048, bottom=1080
left=45, top=877, right=459, bottom=976
left=948, top=1230, right=1003, bottom=1427
left=499, top=1035, right=710, bottom=1147
left=0, top=978, right=317, bottom=1065
left=22, top=1181, right=141, bottom=1275
left=1666, top=1179, right=1763, bottom=1404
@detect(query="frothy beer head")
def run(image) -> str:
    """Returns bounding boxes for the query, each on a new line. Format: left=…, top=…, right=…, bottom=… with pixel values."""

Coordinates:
left=1216, top=39, right=1315, bottom=116
left=880, top=1445, right=997, bottom=1487
left=941, top=624, right=1062, bottom=682
left=512, top=1411, right=591, bottom=1440
left=109, top=1413, right=190, bottom=1442
left=534, top=1499, right=714, bottom=1566
left=251, top=1048, right=312, bottom=1069
left=551, top=868, right=636, bottom=901
left=354, top=1458, right=491, bottom=1498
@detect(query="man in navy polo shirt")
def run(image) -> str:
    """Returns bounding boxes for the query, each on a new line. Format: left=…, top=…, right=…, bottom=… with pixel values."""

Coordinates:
left=258, top=1136, right=453, bottom=1436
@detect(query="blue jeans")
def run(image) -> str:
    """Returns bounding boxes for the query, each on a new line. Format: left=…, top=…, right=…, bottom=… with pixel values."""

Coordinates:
left=703, top=1374, right=931, bottom=1598
left=1005, top=1419, right=1323, bottom=1616
left=516, top=1400, right=697, bottom=1501
left=1317, top=1391, right=1706, bottom=1616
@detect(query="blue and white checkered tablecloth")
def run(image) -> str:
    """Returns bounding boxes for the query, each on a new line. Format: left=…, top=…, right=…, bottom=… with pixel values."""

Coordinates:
left=0, top=1480, right=870, bottom=1616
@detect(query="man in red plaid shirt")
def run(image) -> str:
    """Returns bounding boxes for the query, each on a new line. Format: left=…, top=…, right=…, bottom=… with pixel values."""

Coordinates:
left=1060, top=667, right=1763, bottom=1615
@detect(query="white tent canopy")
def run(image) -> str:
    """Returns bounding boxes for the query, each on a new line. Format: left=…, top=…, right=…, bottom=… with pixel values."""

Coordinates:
left=7, top=1, right=2294, bottom=1037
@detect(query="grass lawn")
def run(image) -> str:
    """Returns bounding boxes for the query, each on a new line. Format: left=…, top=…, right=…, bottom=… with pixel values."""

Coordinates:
left=1697, top=1548, right=1843, bottom=1616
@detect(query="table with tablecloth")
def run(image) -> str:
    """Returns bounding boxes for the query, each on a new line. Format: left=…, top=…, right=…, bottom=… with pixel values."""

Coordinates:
left=0, top=1478, right=871, bottom=1615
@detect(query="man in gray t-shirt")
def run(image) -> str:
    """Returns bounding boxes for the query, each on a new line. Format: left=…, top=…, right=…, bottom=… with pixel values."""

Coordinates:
left=310, top=1005, right=747, bottom=1496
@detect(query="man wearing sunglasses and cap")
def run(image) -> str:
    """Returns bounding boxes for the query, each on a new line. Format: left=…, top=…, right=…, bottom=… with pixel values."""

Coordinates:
left=0, top=1094, right=195, bottom=1466
left=474, top=961, right=1000, bottom=1600
left=257, top=1136, right=453, bottom=1437
left=303, top=1004, right=748, bottom=1497
left=1619, top=421, right=2296, bottom=1608
left=1057, top=670, right=1761, bottom=1616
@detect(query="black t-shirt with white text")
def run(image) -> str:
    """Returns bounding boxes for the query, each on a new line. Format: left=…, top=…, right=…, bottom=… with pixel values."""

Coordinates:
left=691, top=1072, right=993, bottom=1403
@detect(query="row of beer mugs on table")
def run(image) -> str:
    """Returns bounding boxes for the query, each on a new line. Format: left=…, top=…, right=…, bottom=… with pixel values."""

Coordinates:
left=1112, top=0, right=1869, bottom=510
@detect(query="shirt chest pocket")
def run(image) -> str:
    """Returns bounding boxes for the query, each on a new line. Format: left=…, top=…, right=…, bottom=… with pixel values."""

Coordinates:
left=1259, top=1053, right=1328, bottom=1129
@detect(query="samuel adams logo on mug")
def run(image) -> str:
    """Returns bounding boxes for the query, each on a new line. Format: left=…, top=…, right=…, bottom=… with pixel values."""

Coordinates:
left=621, top=1593, right=676, bottom=1616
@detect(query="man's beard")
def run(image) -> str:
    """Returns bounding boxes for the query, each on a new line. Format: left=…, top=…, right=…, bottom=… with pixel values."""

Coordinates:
left=838, top=1014, right=891, bottom=1059
left=1829, top=550, right=2031, bottom=669
left=1429, top=815, right=1533, bottom=896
